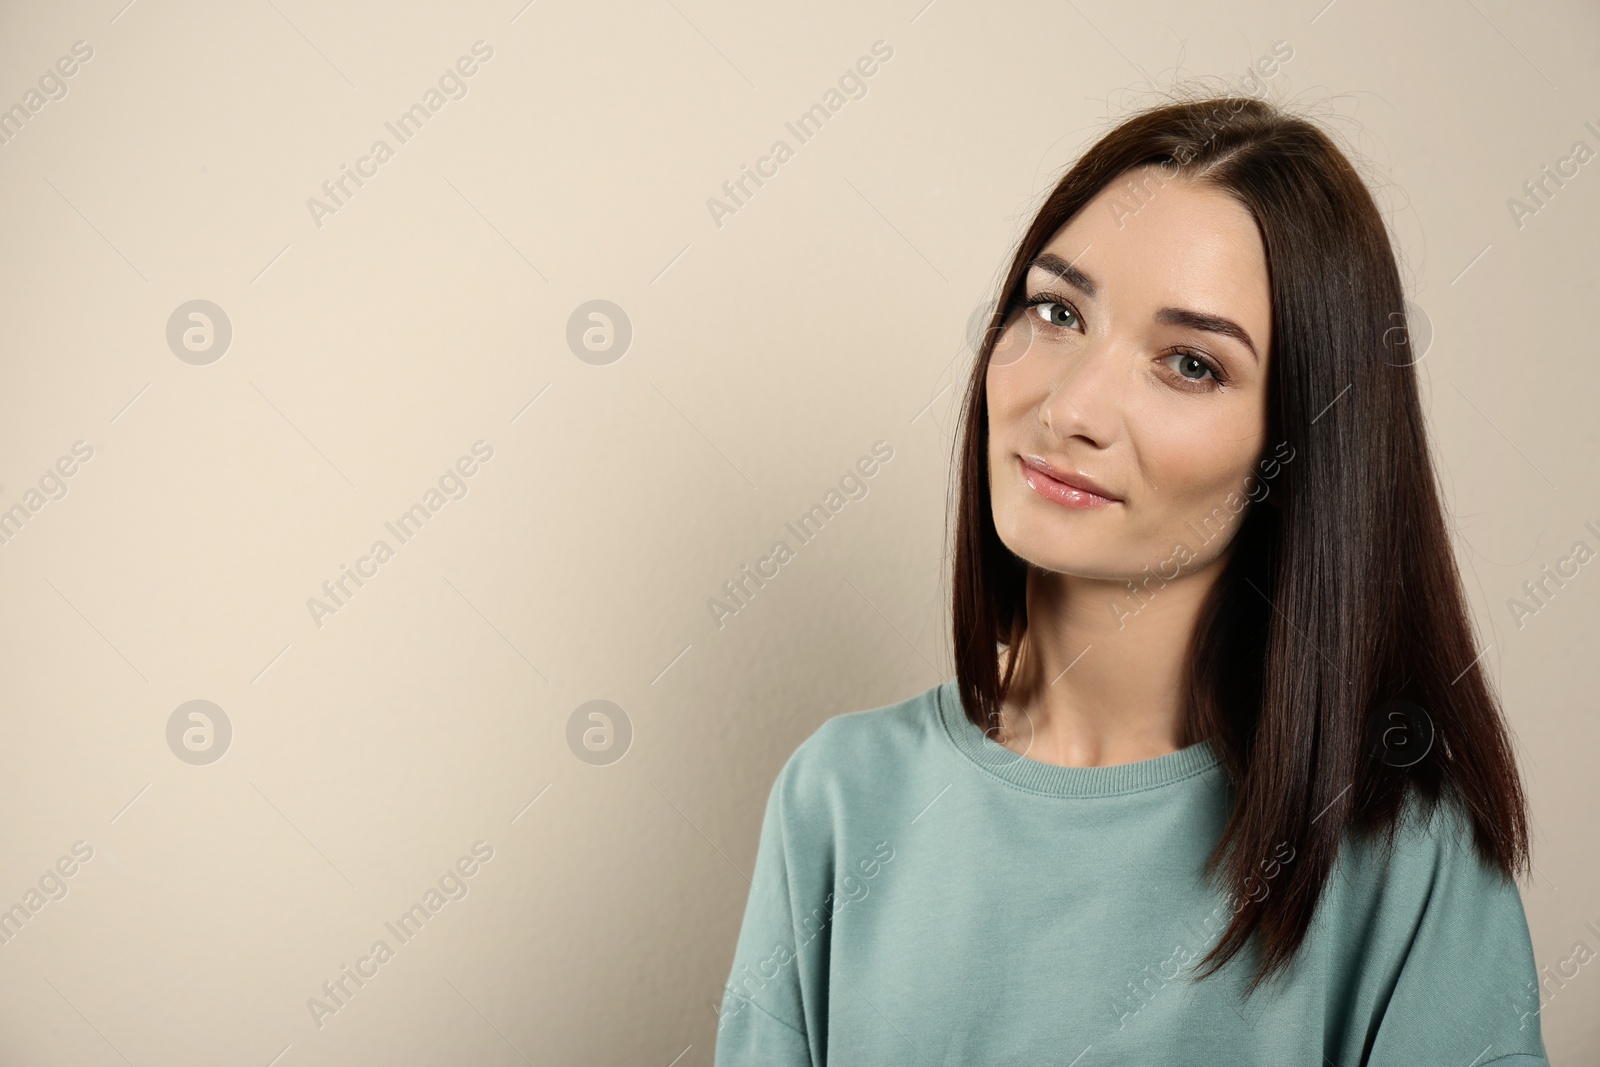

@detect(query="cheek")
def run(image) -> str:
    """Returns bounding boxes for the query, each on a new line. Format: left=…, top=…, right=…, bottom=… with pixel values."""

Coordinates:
left=985, top=365, right=1027, bottom=444
left=1134, top=408, right=1262, bottom=514
left=985, top=335, right=1052, bottom=425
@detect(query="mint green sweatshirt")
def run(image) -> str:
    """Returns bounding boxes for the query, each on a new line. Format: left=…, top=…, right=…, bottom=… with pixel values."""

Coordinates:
left=714, top=679, right=1550, bottom=1065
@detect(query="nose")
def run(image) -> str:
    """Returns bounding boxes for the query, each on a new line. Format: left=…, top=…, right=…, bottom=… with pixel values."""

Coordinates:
left=1038, top=334, right=1129, bottom=448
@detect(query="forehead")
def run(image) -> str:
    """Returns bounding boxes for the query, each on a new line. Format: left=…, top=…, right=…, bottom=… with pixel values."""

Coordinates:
left=1033, top=168, right=1272, bottom=341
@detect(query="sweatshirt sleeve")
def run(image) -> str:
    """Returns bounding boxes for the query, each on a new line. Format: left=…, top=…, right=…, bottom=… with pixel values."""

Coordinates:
left=1362, top=798, right=1549, bottom=1066
left=713, top=751, right=823, bottom=1067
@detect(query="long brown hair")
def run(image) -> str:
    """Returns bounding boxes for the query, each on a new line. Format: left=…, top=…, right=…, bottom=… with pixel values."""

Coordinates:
left=949, top=93, right=1533, bottom=995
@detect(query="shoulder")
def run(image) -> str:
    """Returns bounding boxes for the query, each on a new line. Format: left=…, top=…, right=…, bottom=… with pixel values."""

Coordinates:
left=1332, top=788, right=1523, bottom=920
left=1373, top=789, right=1511, bottom=881
left=1330, top=793, right=1545, bottom=1061
left=769, top=679, right=947, bottom=821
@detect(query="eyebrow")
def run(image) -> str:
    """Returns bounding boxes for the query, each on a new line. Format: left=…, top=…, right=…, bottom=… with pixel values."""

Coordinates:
left=1027, top=252, right=1261, bottom=364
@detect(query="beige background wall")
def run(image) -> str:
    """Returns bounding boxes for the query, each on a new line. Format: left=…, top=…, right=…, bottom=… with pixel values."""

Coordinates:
left=0, top=0, right=1595, bottom=1062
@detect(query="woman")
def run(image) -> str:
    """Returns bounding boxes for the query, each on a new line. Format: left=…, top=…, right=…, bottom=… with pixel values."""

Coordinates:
left=713, top=93, right=1548, bottom=1065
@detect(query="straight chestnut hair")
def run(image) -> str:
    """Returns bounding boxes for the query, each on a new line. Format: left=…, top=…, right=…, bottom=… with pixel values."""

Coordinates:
left=949, top=93, right=1533, bottom=995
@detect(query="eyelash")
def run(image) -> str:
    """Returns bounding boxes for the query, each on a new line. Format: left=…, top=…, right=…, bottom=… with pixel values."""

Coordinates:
left=1020, top=291, right=1228, bottom=391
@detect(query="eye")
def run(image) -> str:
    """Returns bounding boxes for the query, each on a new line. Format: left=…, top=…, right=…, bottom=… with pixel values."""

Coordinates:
left=1024, top=295, right=1080, bottom=331
left=1160, top=349, right=1224, bottom=387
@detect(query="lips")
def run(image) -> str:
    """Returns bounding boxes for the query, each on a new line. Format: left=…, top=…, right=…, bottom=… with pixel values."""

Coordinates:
left=1018, top=454, right=1122, bottom=508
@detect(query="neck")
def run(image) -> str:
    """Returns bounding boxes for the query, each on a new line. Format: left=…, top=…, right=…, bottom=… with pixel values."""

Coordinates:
left=997, top=554, right=1228, bottom=767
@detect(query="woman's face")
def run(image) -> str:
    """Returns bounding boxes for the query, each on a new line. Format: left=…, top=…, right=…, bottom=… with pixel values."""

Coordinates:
left=986, top=166, right=1274, bottom=583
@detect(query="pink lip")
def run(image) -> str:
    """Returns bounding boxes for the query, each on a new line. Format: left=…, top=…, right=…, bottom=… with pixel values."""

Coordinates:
left=1018, top=455, right=1122, bottom=508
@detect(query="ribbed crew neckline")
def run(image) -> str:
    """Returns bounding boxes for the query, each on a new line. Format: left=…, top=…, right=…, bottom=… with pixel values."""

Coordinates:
left=935, top=677, right=1221, bottom=797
